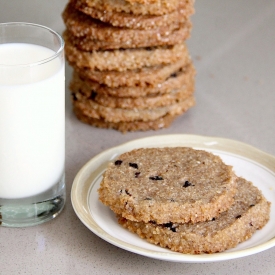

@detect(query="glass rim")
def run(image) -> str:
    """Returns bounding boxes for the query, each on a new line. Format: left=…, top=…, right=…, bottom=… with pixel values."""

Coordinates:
left=0, top=22, right=64, bottom=68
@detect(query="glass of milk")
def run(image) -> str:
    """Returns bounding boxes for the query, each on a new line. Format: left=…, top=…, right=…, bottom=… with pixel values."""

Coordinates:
left=0, top=22, right=66, bottom=227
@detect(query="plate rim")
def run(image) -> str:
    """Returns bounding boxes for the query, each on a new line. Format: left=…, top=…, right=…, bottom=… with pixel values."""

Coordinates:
left=71, top=134, right=275, bottom=263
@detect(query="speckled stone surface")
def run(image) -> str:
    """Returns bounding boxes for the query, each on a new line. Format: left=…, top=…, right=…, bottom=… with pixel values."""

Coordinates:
left=1, top=0, right=275, bottom=274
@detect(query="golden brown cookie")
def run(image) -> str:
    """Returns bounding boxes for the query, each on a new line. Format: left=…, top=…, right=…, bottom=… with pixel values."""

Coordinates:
left=73, top=83, right=194, bottom=109
left=63, top=0, right=197, bottom=132
left=74, top=0, right=194, bottom=29
left=72, top=56, right=191, bottom=87
left=118, top=177, right=270, bottom=254
left=98, top=147, right=238, bottom=224
left=62, top=5, right=192, bottom=50
left=77, top=0, right=192, bottom=16
left=63, top=3, right=186, bottom=37
left=64, top=38, right=189, bottom=71
left=72, top=92, right=195, bottom=122
left=73, top=104, right=178, bottom=132
left=64, top=23, right=191, bottom=50
left=70, top=63, right=195, bottom=97
left=71, top=65, right=194, bottom=109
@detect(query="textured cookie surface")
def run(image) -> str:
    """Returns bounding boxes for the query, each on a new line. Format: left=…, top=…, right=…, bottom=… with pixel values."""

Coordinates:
left=72, top=56, right=190, bottom=87
left=63, top=0, right=196, bottom=132
left=63, top=4, right=188, bottom=38
left=70, top=63, right=195, bottom=97
left=73, top=105, right=178, bottom=132
left=64, top=39, right=189, bottom=71
left=72, top=93, right=195, bottom=122
left=70, top=69, right=194, bottom=109
left=77, top=0, right=191, bottom=15
left=74, top=0, right=194, bottom=29
left=98, top=147, right=238, bottom=223
left=118, top=177, right=270, bottom=254
left=63, top=22, right=191, bottom=51
left=75, top=84, right=194, bottom=109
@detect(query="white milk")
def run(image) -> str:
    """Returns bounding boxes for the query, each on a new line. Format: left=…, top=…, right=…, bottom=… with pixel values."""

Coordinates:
left=0, top=43, right=65, bottom=199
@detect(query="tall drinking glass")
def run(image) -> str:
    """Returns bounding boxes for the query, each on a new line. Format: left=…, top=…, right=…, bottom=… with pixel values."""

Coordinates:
left=0, top=22, right=66, bottom=227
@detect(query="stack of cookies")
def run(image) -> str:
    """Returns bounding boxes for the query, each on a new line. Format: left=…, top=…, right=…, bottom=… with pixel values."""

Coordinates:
left=62, top=0, right=196, bottom=132
left=98, top=147, right=271, bottom=254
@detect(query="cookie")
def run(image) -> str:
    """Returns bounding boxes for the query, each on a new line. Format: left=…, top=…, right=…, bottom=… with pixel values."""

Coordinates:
left=73, top=82, right=194, bottom=109
left=76, top=0, right=191, bottom=16
left=118, top=177, right=270, bottom=254
left=63, top=3, right=187, bottom=38
left=64, top=38, right=189, bottom=71
left=73, top=104, right=178, bottom=132
left=65, top=23, right=191, bottom=51
left=72, top=93, right=195, bottom=122
left=74, top=0, right=194, bottom=30
left=72, top=56, right=191, bottom=87
left=63, top=0, right=196, bottom=132
left=62, top=4, right=192, bottom=49
left=70, top=63, right=195, bottom=97
left=98, top=147, right=238, bottom=224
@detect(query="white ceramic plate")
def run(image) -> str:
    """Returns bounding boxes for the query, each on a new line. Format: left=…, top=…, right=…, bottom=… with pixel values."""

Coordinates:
left=71, top=134, right=275, bottom=263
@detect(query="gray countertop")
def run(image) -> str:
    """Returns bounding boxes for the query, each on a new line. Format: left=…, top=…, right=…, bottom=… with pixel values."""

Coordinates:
left=1, top=0, right=275, bottom=274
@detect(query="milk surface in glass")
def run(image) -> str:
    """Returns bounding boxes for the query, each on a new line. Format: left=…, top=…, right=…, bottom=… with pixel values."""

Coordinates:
left=0, top=43, right=65, bottom=199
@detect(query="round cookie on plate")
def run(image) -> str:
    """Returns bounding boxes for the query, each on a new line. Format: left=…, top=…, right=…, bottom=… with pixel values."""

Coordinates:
left=98, top=147, right=238, bottom=224
left=118, top=177, right=270, bottom=254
